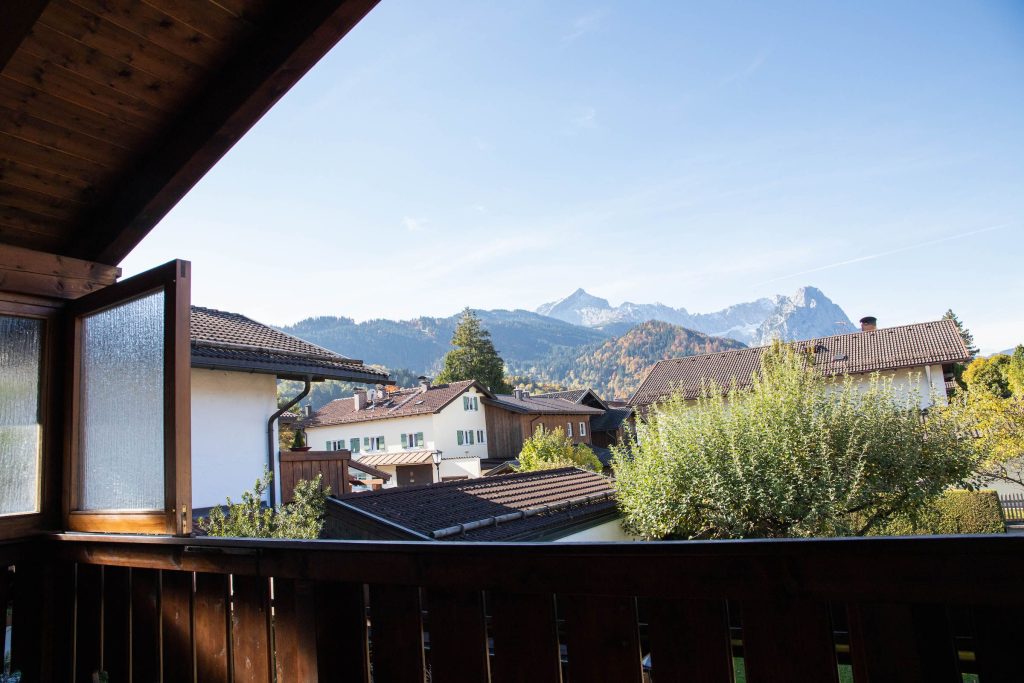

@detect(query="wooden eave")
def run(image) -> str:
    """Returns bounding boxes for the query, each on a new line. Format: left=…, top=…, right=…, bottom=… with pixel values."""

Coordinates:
left=0, top=0, right=379, bottom=265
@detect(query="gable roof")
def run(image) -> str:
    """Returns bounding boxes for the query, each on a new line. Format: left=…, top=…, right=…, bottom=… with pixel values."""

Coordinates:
left=484, top=394, right=604, bottom=416
left=305, top=380, right=492, bottom=427
left=590, top=406, right=633, bottom=433
left=630, top=319, right=970, bottom=407
left=534, top=388, right=608, bottom=410
left=190, top=306, right=388, bottom=383
left=0, top=0, right=379, bottom=264
left=328, top=468, right=617, bottom=541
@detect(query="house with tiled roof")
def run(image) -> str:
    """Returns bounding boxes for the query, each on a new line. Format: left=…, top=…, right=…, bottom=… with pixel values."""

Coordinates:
left=630, top=317, right=971, bottom=414
left=534, top=387, right=633, bottom=449
left=189, top=306, right=388, bottom=507
left=322, top=468, right=636, bottom=542
left=301, top=379, right=493, bottom=486
left=482, top=390, right=605, bottom=468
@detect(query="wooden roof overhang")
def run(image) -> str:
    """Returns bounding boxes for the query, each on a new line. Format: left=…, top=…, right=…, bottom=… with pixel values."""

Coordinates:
left=0, top=0, right=379, bottom=270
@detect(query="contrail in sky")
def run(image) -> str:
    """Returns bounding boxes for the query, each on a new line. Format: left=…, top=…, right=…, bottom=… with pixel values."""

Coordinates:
left=756, top=222, right=1015, bottom=286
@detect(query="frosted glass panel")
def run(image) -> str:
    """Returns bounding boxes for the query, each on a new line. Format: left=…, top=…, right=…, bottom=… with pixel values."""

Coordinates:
left=80, top=292, right=165, bottom=511
left=0, top=316, right=42, bottom=516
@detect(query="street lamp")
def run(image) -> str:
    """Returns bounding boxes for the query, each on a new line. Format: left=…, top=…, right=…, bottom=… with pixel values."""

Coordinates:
left=432, top=450, right=442, bottom=483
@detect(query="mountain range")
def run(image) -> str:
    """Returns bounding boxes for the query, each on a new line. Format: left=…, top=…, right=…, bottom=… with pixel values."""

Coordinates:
left=536, top=286, right=853, bottom=345
left=281, top=286, right=853, bottom=400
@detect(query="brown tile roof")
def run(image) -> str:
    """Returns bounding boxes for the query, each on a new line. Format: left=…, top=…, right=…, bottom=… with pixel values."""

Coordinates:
left=190, top=306, right=389, bottom=383
left=306, top=380, right=488, bottom=427
left=630, top=319, right=970, bottom=407
left=484, top=394, right=604, bottom=415
left=590, top=406, right=632, bottom=432
left=331, top=467, right=617, bottom=541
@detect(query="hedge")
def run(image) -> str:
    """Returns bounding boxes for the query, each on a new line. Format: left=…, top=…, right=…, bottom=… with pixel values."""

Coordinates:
left=871, top=489, right=1005, bottom=536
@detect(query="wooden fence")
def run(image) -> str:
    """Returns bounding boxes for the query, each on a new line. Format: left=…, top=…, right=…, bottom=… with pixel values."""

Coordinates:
left=279, top=450, right=354, bottom=502
left=999, top=493, right=1024, bottom=522
left=2, top=533, right=1022, bottom=682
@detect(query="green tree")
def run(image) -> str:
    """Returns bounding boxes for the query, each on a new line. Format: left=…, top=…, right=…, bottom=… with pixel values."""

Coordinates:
left=435, top=308, right=512, bottom=392
left=515, top=426, right=604, bottom=473
left=198, top=470, right=329, bottom=539
left=613, top=342, right=978, bottom=540
left=963, top=355, right=1012, bottom=398
left=943, top=309, right=979, bottom=358
left=1007, top=345, right=1024, bottom=397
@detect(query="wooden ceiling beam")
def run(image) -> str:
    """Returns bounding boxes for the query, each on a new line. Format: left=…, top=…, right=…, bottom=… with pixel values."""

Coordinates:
left=0, top=1, right=49, bottom=72
left=0, top=243, right=120, bottom=299
left=68, top=0, right=380, bottom=265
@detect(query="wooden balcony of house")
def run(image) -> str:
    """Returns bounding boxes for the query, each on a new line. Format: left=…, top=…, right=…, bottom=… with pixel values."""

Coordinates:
left=279, top=450, right=391, bottom=500
left=1, top=532, right=1020, bottom=682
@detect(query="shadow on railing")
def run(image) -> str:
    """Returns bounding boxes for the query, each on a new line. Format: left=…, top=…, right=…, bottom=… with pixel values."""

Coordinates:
left=1, top=534, right=1021, bottom=682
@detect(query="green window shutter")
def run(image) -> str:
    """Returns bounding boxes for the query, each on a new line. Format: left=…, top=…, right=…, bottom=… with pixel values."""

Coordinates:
left=468, top=430, right=474, bottom=445
left=416, top=432, right=424, bottom=447
left=350, top=438, right=360, bottom=453
left=473, top=397, right=479, bottom=410
left=363, top=437, right=370, bottom=450
left=457, top=430, right=464, bottom=446
left=401, top=433, right=408, bottom=448
left=379, top=437, right=385, bottom=450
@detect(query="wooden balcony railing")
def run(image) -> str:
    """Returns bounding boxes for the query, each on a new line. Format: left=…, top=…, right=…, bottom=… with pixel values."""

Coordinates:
left=2, top=534, right=1021, bottom=682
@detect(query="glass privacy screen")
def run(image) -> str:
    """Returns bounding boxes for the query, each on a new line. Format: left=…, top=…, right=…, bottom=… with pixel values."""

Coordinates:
left=0, top=315, right=43, bottom=516
left=79, top=292, right=165, bottom=511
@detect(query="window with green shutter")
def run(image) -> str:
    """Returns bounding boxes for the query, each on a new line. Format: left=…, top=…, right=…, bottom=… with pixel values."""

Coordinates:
left=457, top=430, right=464, bottom=445
left=415, top=432, right=424, bottom=447
left=350, top=438, right=360, bottom=453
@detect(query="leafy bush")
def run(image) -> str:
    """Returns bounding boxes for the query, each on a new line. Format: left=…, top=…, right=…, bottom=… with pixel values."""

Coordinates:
left=198, top=470, right=328, bottom=539
left=291, top=428, right=306, bottom=449
left=613, top=342, right=980, bottom=540
left=871, top=490, right=1005, bottom=536
left=516, top=426, right=604, bottom=474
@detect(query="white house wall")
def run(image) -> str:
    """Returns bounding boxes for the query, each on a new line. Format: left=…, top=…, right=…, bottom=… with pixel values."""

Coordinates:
left=826, top=365, right=948, bottom=409
left=191, top=368, right=278, bottom=508
left=554, top=517, right=638, bottom=542
left=305, top=385, right=490, bottom=485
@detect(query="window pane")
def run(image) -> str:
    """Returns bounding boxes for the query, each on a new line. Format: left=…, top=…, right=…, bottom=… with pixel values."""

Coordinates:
left=0, top=316, right=43, bottom=516
left=79, top=292, right=165, bottom=511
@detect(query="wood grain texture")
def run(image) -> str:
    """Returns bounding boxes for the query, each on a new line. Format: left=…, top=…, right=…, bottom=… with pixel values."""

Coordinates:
left=562, top=594, right=642, bottom=683
left=645, top=598, right=733, bottom=683
left=369, top=584, right=426, bottom=683
left=102, top=565, right=131, bottom=683
left=194, top=572, right=231, bottom=683
left=426, top=588, right=490, bottom=682
left=490, top=591, right=563, bottom=683
left=231, top=575, right=272, bottom=682
left=273, top=578, right=319, bottom=682
left=315, top=581, right=370, bottom=683
left=75, top=563, right=103, bottom=683
left=741, top=598, right=839, bottom=683
left=131, top=568, right=162, bottom=683
left=161, top=569, right=194, bottom=683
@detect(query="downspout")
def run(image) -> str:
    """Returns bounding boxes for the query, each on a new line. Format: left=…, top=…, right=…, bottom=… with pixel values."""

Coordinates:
left=268, top=376, right=311, bottom=508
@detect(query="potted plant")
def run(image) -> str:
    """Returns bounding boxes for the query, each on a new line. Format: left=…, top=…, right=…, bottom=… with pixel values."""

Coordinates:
left=290, top=428, right=311, bottom=452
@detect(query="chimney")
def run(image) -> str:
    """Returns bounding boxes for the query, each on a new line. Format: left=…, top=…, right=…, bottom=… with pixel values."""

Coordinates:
left=418, top=375, right=430, bottom=390
left=353, top=389, right=367, bottom=411
left=302, top=403, right=313, bottom=418
left=859, top=316, right=877, bottom=332
left=513, top=388, right=524, bottom=400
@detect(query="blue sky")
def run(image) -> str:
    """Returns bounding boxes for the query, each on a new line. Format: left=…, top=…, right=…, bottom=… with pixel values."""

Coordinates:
left=122, top=1, right=1024, bottom=353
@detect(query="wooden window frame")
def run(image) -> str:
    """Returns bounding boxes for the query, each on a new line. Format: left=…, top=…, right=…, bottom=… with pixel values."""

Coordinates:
left=0, top=294, right=61, bottom=540
left=63, top=260, right=191, bottom=536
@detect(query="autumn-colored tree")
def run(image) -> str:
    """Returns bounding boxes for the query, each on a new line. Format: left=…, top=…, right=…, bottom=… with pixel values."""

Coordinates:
left=435, top=309, right=512, bottom=393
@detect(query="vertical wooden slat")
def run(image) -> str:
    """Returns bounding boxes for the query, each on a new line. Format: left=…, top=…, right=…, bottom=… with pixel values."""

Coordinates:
left=194, top=572, right=230, bottom=683
left=427, top=588, right=490, bottom=682
left=102, top=566, right=131, bottom=683
left=232, top=575, right=272, bottom=683
left=490, top=591, right=562, bottom=683
left=132, top=568, right=162, bottom=683
left=848, top=603, right=960, bottom=683
left=76, top=563, right=103, bottom=683
left=562, top=594, right=642, bottom=683
left=369, top=584, right=425, bottom=683
left=315, top=581, right=369, bottom=683
left=12, top=560, right=75, bottom=682
left=162, top=569, right=194, bottom=683
left=741, top=598, right=838, bottom=683
left=972, top=605, right=1020, bottom=682
left=274, top=579, right=319, bottom=682
left=645, top=598, right=733, bottom=683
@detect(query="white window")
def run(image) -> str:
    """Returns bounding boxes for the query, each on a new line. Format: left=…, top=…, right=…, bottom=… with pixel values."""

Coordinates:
left=457, top=429, right=477, bottom=445
left=401, top=433, right=424, bottom=449
left=366, top=436, right=384, bottom=452
left=579, top=422, right=587, bottom=437
left=476, top=429, right=486, bottom=444
left=463, top=395, right=480, bottom=411
left=567, top=422, right=573, bottom=437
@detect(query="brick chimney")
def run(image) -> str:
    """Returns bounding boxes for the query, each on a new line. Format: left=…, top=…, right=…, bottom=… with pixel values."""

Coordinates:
left=513, top=388, right=524, bottom=400
left=859, top=316, right=877, bottom=332
left=353, top=388, right=367, bottom=411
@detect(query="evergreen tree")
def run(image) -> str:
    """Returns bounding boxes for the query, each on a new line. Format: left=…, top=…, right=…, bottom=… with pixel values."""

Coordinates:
left=943, top=309, right=979, bottom=358
left=435, top=309, right=513, bottom=392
